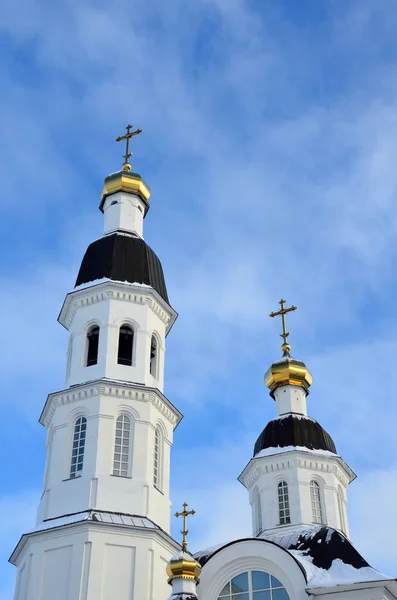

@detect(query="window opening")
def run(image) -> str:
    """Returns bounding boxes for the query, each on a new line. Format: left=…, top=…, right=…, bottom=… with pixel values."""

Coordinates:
left=86, top=326, right=99, bottom=367
left=253, top=488, right=262, bottom=535
left=338, top=486, right=346, bottom=533
left=113, top=415, right=131, bottom=477
left=150, top=335, right=158, bottom=377
left=218, top=570, right=289, bottom=600
left=310, top=480, right=323, bottom=524
left=154, top=427, right=162, bottom=489
left=117, top=325, right=134, bottom=366
left=70, top=417, right=87, bottom=478
left=278, top=481, right=291, bottom=525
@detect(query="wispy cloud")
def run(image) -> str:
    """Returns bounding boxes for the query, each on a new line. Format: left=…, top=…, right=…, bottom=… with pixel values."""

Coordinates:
left=1, top=0, right=397, bottom=592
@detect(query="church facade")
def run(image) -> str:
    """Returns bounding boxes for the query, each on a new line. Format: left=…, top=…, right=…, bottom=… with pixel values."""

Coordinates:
left=9, top=130, right=397, bottom=600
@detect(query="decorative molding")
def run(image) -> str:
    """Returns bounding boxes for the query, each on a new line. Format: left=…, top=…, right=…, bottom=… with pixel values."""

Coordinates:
left=58, top=282, right=177, bottom=332
left=41, top=380, right=181, bottom=429
left=242, top=453, right=350, bottom=488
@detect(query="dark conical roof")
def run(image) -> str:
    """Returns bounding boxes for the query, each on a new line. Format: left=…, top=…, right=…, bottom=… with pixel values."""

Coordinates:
left=253, top=414, right=336, bottom=457
left=75, top=232, right=169, bottom=303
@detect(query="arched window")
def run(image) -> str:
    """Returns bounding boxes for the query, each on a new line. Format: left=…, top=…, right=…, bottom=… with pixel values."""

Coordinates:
left=338, top=486, right=347, bottom=534
left=278, top=481, right=290, bottom=525
left=253, top=488, right=262, bottom=536
left=70, top=417, right=87, bottom=478
left=113, top=415, right=131, bottom=477
left=150, top=335, right=158, bottom=377
left=310, top=480, right=323, bottom=524
left=153, top=427, right=162, bottom=490
left=217, top=570, right=289, bottom=600
left=117, top=325, right=134, bottom=366
left=86, top=326, right=100, bottom=367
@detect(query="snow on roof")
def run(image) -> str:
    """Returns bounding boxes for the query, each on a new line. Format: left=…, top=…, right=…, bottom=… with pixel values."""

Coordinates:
left=270, top=413, right=316, bottom=422
left=254, top=445, right=338, bottom=458
left=170, top=550, right=197, bottom=561
left=73, top=278, right=152, bottom=292
left=195, top=526, right=394, bottom=589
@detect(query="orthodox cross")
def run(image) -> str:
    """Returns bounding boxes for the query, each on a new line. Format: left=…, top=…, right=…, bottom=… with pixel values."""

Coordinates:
left=269, top=299, right=297, bottom=354
left=175, top=502, right=196, bottom=552
left=116, top=124, right=142, bottom=170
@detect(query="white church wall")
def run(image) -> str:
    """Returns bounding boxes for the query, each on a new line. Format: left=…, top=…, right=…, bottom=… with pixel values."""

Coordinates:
left=12, top=524, right=177, bottom=600
left=37, top=387, right=175, bottom=531
left=64, top=286, right=168, bottom=392
left=243, top=450, right=351, bottom=536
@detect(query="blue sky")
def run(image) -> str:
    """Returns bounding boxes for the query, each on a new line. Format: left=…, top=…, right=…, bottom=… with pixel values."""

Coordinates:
left=1, top=0, right=397, bottom=596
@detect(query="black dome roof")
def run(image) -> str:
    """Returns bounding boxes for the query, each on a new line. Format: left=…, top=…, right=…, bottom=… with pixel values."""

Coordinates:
left=75, top=233, right=169, bottom=303
left=253, top=414, right=336, bottom=457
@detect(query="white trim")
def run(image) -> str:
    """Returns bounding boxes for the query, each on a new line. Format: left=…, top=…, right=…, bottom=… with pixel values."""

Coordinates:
left=40, top=380, right=182, bottom=429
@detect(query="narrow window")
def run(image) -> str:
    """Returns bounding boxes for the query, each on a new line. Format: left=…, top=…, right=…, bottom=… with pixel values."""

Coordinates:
left=150, top=335, right=158, bottom=377
left=310, top=480, right=323, bottom=524
left=70, top=417, right=87, bottom=478
left=86, top=326, right=99, bottom=367
left=253, top=488, right=262, bottom=535
left=66, top=337, right=72, bottom=380
left=113, top=415, right=131, bottom=477
left=117, top=325, right=134, bottom=366
left=278, top=481, right=290, bottom=525
left=338, top=486, right=346, bottom=534
left=153, top=427, right=162, bottom=490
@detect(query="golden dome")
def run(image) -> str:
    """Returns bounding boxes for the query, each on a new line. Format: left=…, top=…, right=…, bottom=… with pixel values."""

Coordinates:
left=265, top=355, right=313, bottom=397
left=166, top=551, right=202, bottom=583
left=99, top=167, right=151, bottom=215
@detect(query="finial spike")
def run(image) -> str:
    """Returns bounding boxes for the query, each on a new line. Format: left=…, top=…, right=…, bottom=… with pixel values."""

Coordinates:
left=116, top=123, right=142, bottom=170
left=269, top=299, right=297, bottom=356
left=175, top=502, right=196, bottom=553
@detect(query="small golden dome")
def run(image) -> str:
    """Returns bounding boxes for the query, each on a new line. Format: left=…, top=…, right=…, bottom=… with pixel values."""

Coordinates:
left=265, top=355, right=313, bottom=398
left=166, top=551, right=202, bottom=583
left=99, top=170, right=151, bottom=215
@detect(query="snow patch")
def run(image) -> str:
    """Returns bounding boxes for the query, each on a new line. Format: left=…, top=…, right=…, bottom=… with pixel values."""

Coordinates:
left=73, top=278, right=152, bottom=292
left=254, top=446, right=337, bottom=458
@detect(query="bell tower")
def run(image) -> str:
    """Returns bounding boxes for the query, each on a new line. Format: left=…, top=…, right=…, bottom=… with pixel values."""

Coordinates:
left=239, top=300, right=355, bottom=539
left=10, top=126, right=182, bottom=600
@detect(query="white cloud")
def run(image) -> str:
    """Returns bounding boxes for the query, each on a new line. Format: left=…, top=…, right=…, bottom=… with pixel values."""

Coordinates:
left=1, top=0, right=397, bottom=591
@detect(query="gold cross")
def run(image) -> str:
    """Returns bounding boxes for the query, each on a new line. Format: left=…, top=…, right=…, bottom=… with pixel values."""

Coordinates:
left=116, top=124, right=142, bottom=171
left=175, top=502, right=196, bottom=552
left=269, top=299, right=297, bottom=355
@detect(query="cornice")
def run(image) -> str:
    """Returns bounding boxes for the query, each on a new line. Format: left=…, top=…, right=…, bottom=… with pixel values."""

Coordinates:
left=58, top=281, right=178, bottom=334
left=39, top=379, right=183, bottom=430
left=239, top=450, right=355, bottom=489
left=10, top=514, right=180, bottom=566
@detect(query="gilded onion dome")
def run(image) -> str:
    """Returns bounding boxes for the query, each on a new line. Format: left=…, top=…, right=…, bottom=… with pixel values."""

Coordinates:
left=166, top=550, right=202, bottom=583
left=265, top=355, right=313, bottom=397
left=99, top=167, right=151, bottom=215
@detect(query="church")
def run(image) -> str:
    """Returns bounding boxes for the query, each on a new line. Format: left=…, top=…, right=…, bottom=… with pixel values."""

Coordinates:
left=9, top=126, right=397, bottom=600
